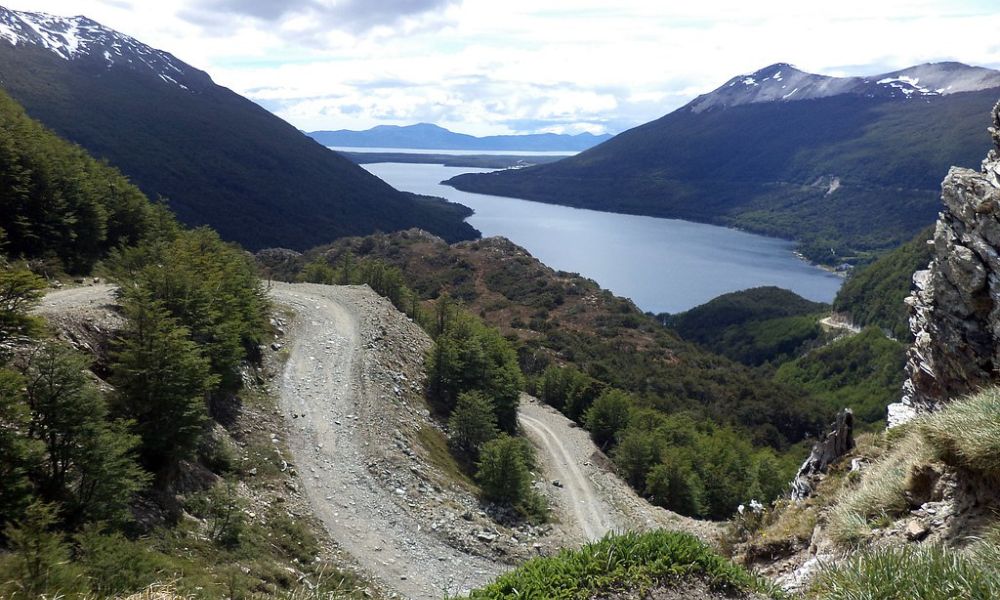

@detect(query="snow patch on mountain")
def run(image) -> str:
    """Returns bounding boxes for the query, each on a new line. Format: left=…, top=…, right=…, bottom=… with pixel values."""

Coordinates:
left=688, top=61, right=1000, bottom=113
left=0, top=5, right=196, bottom=90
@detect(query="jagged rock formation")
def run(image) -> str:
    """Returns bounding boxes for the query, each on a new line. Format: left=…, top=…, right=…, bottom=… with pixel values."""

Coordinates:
left=791, top=409, right=854, bottom=500
left=895, top=101, right=1000, bottom=423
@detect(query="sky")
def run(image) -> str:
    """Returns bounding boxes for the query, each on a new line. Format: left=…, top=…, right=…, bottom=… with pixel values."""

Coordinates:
left=10, top=0, right=1000, bottom=135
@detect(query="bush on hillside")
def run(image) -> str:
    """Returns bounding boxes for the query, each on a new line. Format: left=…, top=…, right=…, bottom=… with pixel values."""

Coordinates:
left=462, top=530, right=776, bottom=599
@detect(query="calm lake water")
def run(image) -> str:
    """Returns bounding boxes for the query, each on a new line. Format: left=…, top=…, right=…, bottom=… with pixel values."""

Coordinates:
left=363, top=162, right=844, bottom=314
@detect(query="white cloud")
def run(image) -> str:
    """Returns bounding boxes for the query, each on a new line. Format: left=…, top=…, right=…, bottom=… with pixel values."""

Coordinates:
left=8, top=0, right=1000, bottom=135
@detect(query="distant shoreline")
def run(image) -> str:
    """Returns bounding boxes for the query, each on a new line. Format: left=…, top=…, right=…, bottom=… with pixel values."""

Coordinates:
left=338, top=150, right=567, bottom=169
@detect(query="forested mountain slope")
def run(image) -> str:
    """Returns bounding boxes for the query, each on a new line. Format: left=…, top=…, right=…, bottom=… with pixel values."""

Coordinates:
left=0, top=7, right=477, bottom=251
left=448, top=63, right=999, bottom=263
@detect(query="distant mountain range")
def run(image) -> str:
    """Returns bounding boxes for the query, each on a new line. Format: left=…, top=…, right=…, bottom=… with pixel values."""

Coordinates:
left=447, top=62, right=1000, bottom=263
left=308, top=123, right=613, bottom=152
left=0, top=7, right=477, bottom=250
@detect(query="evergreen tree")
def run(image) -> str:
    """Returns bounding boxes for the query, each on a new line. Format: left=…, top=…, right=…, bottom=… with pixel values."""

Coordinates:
left=583, top=388, right=633, bottom=449
left=112, top=287, right=217, bottom=470
left=646, top=459, right=706, bottom=518
left=0, top=502, right=86, bottom=598
left=426, top=313, right=523, bottom=431
left=0, top=266, right=44, bottom=349
left=612, top=429, right=660, bottom=490
left=448, top=391, right=499, bottom=458
left=476, top=435, right=531, bottom=506
left=0, top=368, right=41, bottom=531
left=21, top=343, right=148, bottom=526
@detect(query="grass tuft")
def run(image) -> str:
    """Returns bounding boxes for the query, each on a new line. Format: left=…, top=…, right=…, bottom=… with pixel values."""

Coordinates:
left=921, top=387, right=1000, bottom=476
left=827, top=433, right=931, bottom=546
left=810, top=543, right=1000, bottom=599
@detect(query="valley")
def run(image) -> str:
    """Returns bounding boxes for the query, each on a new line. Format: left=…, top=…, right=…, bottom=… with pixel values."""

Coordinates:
left=2, top=2, right=1000, bottom=598
left=363, top=161, right=844, bottom=313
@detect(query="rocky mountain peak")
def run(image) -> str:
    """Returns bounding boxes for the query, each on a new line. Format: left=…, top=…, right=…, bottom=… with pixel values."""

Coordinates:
left=686, top=61, right=1000, bottom=114
left=893, top=101, right=1000, bottom=424
left=0, top=5, right=205, bottom=91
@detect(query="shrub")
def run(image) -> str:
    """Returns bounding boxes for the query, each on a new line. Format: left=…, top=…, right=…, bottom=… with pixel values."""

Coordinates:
left=462, top=530, right=776, bottom=599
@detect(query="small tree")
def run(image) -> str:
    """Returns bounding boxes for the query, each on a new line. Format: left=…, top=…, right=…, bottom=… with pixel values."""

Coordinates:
left=0, top=502, right=86, bottom=598
left=0, top=267, right=44, bottom=349
left=612, top=428, right=660, bottom=489
left=0, top=368, right=41, bottom=531
left=646, top=459, right=706, bottom=518
left=112, top=287, right=216, bottom=470
left=426, top=313, right=523, bottom=431
left=476, top=435, right=530, bottom=506
left=448, top=391, right=498, bottom=458
left=21, top=343, right=148, bottom=527
left=583, top=388, right=632, bottom=449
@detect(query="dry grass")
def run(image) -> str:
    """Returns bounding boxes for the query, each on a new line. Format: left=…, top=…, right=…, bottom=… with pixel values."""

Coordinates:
left=827, top=432, right=932, bottom=546
left=921, top=387, right=1000, bottom=476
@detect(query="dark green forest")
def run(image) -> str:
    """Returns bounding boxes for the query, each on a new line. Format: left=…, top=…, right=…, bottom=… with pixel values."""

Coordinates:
left=664, top=286, right=828, bottom=366
left=0, top=42, right=478, bottom=251
left=447, top=91, right=998, bottom=263
left=833, top=226, right=935, bottom=340
left=0, top=91, right=368, bottom=598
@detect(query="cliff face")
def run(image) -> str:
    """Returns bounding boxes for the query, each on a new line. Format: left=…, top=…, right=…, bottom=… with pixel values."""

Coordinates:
left=895, top=101, right=1000, bottom=423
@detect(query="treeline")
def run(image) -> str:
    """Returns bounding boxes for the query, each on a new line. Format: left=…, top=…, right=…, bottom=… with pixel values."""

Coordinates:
left=536, top=365, right=792, bottom=519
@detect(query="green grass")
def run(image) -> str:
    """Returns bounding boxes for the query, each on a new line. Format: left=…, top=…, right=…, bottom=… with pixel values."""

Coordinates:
left=827, top=432, right=932, bottom=546
left=921, top=387, right=1000, bottom=476
left=417, top=424, right=478, bottom=491
left=810, top=543, right=1000, bottom=599
left=458, top=530, right=780, bottom=599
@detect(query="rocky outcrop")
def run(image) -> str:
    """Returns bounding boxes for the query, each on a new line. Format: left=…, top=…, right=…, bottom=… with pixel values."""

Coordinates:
left=791, top=409, right=854, bottom=500
left=896, top=100, right=1000, bottom=422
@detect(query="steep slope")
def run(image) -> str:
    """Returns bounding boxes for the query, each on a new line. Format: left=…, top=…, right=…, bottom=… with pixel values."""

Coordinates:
left=308, top=122, right=613, bottom=151
left=447, top=62, right=1000, bottom=263
left=832, top=226, right=934, bottom=340
left=901, top=100, right=1000, bottom=415
left=0, top=7, right=477, bottom=251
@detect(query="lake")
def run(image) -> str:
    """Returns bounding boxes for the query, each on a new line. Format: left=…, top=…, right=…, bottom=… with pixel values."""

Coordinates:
left=362, top=162, right=844, bottom=314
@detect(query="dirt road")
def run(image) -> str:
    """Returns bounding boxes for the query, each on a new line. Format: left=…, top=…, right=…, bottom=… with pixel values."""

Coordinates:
left=270, top=283, right=501, bottom=599
left=37, top=282, right=716, bottom=598
left=35, top=283, right=115, bottom=314
left=519, top=397, right=716, bottom=545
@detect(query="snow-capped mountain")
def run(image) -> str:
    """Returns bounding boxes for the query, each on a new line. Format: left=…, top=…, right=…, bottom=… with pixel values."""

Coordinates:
left=0, top=6, right=206, bottom=90
left=687, top=61, right=1000, bottom=113
left=0, top=5, right=477, bottom=251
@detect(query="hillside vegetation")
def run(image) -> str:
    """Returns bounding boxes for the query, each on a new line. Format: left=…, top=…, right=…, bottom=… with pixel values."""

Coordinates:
left=447, top=91, right=998, bottom=263
left=0, top=41, right=477, bottom=251
left=460, top=530, right=778, bottom=599
left=833, top=226, right=934, bottom=340
left=665, top=287, right=828, bottom=366
left=259, top=232, right=835, bottom=518
left=0, top=92, right=372, bottom=599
